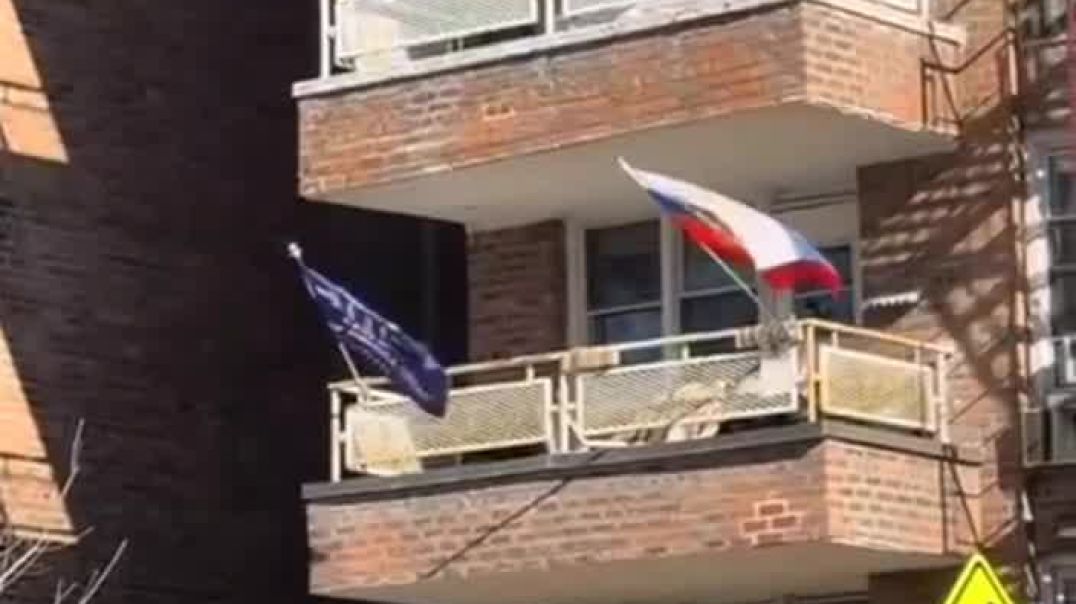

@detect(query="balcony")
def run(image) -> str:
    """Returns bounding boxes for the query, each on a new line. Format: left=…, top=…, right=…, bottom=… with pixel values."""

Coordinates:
left=295, top=0, right=966, bottom=229
left=304, top=320, right=982, bottom=604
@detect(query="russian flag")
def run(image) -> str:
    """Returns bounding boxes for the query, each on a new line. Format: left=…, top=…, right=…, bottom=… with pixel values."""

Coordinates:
left=619, top=159, right=841, bottom=296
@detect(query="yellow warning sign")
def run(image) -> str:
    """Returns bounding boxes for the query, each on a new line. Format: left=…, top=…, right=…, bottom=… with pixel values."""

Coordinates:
left=942, top=554, right=1016, bottom=604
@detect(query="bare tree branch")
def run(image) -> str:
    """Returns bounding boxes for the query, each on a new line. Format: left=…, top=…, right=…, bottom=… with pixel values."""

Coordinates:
left=59, top=419, right=85, bottom=500
left=76, top=540, right=127, bottom=604
left=0, top=419, right=128, bottom=603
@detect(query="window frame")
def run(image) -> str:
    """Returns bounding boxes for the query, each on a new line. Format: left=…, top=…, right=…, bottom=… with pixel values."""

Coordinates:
left=676, top=237, right=857, bottom=335
left=1040, top=556, right=1076, bottom=604
left=578, top=219, right=665, bottom=345
left=565, top=212, right=861, bottom=347
left=1028, top=132, right=1076, bottom=390
left=1025, top=130, right=1076, bottom=465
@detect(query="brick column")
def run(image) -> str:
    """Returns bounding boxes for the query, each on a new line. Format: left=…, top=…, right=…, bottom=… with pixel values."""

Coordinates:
left=467, top=220, right=566, bottom=361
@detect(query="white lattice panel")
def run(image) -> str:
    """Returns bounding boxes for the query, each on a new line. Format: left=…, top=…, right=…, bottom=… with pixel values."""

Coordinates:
left=577, top=354, right=796, bottom=437
left=351, top=380, right=552, bottom=458
left=819, top=345, right=934, bottom=431
left=336, top=0, right=538, bottom=60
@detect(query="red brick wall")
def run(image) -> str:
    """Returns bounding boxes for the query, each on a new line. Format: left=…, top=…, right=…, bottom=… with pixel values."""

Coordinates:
left=298, top=2, right=957, bottom=197
left=468, top=221, right=566, bottom=361
left=307, top=438, right=978, bottom=594
left=0, top=0, right=378, bottom=602
left=801, top=3, right=959, bottom=130
left=934, top=0, right=1011, bottom=122
left=857, top=119, right=1024, bottom=567
left=825, top=440, right=979, bottom=553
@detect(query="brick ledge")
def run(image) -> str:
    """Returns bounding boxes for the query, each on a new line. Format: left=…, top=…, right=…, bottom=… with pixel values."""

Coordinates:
left=293, top=0, right=965, bottom=99
left=303, top=420, right=981, bottom=503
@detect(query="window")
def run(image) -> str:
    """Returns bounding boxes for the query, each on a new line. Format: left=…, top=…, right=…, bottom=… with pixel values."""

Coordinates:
left=1018, top=0, right=1068, bottom=39
left=679, top=241, right=758, bottom=334
left=1054, top=407, right=1076, bottom=461
left=1044, top=562, right=1076, bottom=604
left=1059, top=566, right=1076, bottom=604
left=679, top=240, right=855, bottom=334
left=578, top=218, right=857, bottom=351
left=1048, top=154, right=1076, bottom=335
left=584, top=221, right=663, bottom=345
left=1028, top=138, right=1076, bottom=463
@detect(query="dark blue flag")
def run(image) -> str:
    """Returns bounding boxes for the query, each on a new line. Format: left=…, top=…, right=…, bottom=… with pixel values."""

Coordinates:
left=294, top=257, right=448, bottom=418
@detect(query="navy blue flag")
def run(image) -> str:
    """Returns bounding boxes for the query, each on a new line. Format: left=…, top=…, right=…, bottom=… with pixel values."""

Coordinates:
left=293, top=253, right=448, bottom=418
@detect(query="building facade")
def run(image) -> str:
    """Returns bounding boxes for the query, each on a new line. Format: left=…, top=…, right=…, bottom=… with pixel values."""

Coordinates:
left=295, top=1, right=1076, bottom=604
left=0, top=1, right=463, bottom=602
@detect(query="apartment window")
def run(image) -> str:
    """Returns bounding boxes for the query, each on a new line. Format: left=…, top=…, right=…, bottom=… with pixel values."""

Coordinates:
left=585, top=221, right=662, bottom=345
left=1048, top=154, right=1076, bottom=337
left=1053, top=406, right=1076, bottom=461
left=680, top=241, right=758, bottom=333
left=1030, top=140, right=1076, bottom=462
left=1045, top=563, right=1076, bottom=604
left=680, top=240, right=855, bottom=334
left=1059, top=566, right=1076, bottom=604
left=1018, top=0, right=1069, bottom=39
left=579, top=219, right=857, bottom=349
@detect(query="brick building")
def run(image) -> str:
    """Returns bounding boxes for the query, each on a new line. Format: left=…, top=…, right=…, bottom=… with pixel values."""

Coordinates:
left=294, top=1, right=1076, bottom=604
left=0, top=0, right=463, bottom=602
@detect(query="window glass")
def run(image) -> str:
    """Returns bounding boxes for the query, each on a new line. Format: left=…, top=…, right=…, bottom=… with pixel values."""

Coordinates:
left=683, top=240, right=852, bottom=294
left=589, top=308, right=662, bottom=345
left=1049, top=223, right=1076, bottom=265
left=795, top=291, right=854, bottom=322
left=582, top=221, right=858, bottom=352
left=1049, top=154, right=1076, bottom=217
left=585, top=221, right=660, bottom=309
left=1051, top=259, right=1076, bottom=335
left=682, top=241, right=752, bottom=293
left=680, top=291, right=758, bottom=333
left=1045, top=151, right=1076, bottom=340
left=681, top=241, right=853, bottom=331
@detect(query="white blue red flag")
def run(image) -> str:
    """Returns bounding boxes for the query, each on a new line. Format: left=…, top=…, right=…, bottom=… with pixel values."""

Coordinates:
left=292, top=250, right=448, bottom=417
left=619, top=159, right=841, bottom=296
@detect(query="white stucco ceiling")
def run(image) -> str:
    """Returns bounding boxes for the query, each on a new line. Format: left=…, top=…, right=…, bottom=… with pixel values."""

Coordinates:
left=319, top=103, right=955, bottom=231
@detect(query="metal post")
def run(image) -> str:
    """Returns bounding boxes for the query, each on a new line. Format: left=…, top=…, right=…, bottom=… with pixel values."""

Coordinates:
left=544, top=0, right=557, bottom=35
left=699, top=246, right=778, bottom=325
left=337, top=342, right=370, bottom=402
left=557, top=374, right=569, bottom=453
left=319, top=0, right=333, bottom=77
left=806, top=322, right=819, bottom=423
left=558, top=374, right=571, bottom=453
left=330, top=389, right=343, bottom=482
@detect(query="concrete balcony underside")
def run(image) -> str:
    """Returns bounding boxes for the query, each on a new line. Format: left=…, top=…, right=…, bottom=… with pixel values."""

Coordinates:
left=296, top=0, right=962, bottom=229
left=305, top=422, right=981, bottom=604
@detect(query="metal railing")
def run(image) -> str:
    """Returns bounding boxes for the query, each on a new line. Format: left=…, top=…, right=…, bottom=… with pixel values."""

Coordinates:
left=321, top=0, right=637, bottom=75
left=316, top=0, right=946, bottom=78
left=327, top=319, right=953, bottom=479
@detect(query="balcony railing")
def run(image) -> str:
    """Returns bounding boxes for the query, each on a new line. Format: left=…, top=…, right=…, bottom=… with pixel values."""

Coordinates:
left=316, top=0, right=940, bottom=77
left=326, top=319, right=952, bottom=480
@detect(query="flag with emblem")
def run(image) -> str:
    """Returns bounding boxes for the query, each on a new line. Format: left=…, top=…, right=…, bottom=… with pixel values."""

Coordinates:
left=290, top=244, right=448, bottom=417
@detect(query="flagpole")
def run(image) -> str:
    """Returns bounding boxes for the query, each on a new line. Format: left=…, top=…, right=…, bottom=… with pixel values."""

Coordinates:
left=334, top=340, right=372, bottom=402
left=287, top=242, right=372, bottom=402
left=697, top=245, right=779, bottom=325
